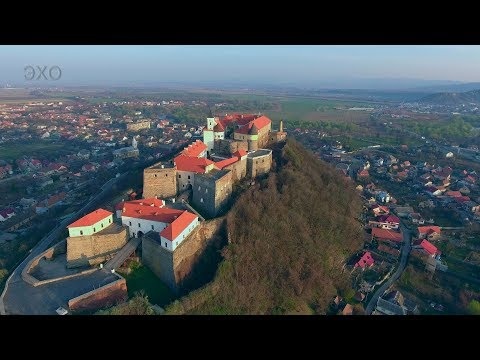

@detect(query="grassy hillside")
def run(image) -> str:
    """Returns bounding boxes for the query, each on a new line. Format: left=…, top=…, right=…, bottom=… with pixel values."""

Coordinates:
left=419, top=89, right=480, bottom=105
left=167, top=138, right=363, bottom=315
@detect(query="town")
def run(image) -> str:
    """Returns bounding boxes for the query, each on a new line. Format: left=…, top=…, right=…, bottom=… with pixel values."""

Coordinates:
left=0, top=108, right=286, bottom=314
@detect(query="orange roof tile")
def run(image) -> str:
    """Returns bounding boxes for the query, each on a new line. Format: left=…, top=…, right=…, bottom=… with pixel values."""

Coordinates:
left=122, top=201, right=183, bottom=223
left=181, top=140, right=207, bottom=158
left=371, top=227, right=403, bottom=242
left=160, top=211, right=198, bottom=241
left=418, top=226, right=441, bottom=235
left=215, top=157, right=238, bottom=170
left=235, top=115, right=271, bottom=135
left=233, top=149, right=248, bottom=158
left=174, top=155, right=216, bottom=173
left=68, top=208, right=112, bottom=228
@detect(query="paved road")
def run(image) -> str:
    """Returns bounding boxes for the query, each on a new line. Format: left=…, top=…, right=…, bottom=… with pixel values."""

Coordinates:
left=104, top=237, right=141, bottom=271
left=0, top=172, right=127, bottom=315
left=365, top=223, right=412, bottom=314
left=3, top=270, right=118, bottom=315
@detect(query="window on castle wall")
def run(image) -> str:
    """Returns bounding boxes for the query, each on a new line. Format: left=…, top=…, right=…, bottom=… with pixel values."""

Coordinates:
left=188, top=175, right=190, bottom=179
left=154, top=174, right=157, bottom=177
left=80, top=230, right=83, bottom=235
left=109, top=219, right=111, bottom=223
left=129, top=221, right=132, bottom=226
left=93, top=227, right=96, bottom=232
left=151, top=225, right=154, bottom=230
left=165, top=174, right=168, bottom=177
left=165, top=242, right=167, bottom=247
left=178, top=174, right=181, bottom=178
left=138, top=223, right=141, bottom=228
left=101, top=223, right=104, bottom=228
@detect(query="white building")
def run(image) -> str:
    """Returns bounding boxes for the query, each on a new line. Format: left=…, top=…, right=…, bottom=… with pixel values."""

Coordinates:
left=119, top=198, right=199, bottom=251
left=67, top=209, right=113, bottom=237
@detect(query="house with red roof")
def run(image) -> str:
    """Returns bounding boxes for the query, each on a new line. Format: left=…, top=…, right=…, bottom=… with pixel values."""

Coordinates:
left=371, top=227, right=403, bottom=245
left=413, top=239, right=438, bottom=258
left=0, top=208, right=16, bottom=222
left=181, top=140, right=207, bottom=158
left=373, top=214, right=400, bottom=229
left=67, top=209, right=113, bottom=237
left=354, top=251, right=375, bottom=269
left=35, top=192, right=67, bottom=214
left=174, top=154, right=217, bottom=191
left=372, top=205, right=389, bottom=216
left=357, top=169, right=370, bottom=178
left=120, top=198, right=199, bottom=251
left=417, top=225, right=441, bottom=241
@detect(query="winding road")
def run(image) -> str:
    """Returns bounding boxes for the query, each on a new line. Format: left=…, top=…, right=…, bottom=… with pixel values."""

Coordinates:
left=365, top=222, right=412, bottom=314
left=0, top=172, right=127, bottom=315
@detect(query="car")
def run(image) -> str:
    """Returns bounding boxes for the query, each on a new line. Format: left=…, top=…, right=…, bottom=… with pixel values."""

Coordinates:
left=56, top=307, right=68, bottom=315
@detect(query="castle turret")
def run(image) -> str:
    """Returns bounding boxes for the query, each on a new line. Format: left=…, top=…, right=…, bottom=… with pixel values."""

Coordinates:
left=279, top=120, right=283, bottom=132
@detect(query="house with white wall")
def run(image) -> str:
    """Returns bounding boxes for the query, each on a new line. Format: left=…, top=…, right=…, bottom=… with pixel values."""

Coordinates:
left=119, top=198, right=199, bottom=251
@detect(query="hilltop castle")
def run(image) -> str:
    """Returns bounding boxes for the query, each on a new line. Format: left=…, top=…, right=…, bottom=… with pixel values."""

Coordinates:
left=143, top=114, right=286, bottom=218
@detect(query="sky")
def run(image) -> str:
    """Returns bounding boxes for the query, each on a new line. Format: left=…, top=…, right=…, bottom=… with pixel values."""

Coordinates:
left=2, top=45, right=480, bottom=88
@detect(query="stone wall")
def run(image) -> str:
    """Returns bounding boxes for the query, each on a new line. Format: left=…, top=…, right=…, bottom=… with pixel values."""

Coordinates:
left=224, top=157, right=246, bottom=183
left=214, top=171, right=233, bottom=216
left=66, top=225, right=128, bottom=268
left=143, top=167, right=177, bottom=199
left=257, top=124, right=271, bottom=148
left=142, top=218, right=224, bottom=294
left=192, top=175, right=217, bottom=218
left=247, top=152, right=272, bottom=178
left=68, top=277, right=127, bottom=311
left=192, top=171, right=232, bottom=218
left=142, top=235, right=177, bottom=292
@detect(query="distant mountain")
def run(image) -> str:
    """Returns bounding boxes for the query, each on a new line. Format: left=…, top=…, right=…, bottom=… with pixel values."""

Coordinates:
left=418, top=89, right=480, bottom=105
left=414, top=82, right=480, bottom=93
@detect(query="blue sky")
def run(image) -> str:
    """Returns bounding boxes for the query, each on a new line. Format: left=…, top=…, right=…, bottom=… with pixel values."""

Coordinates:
left=2, top=45, right=480, bottom=88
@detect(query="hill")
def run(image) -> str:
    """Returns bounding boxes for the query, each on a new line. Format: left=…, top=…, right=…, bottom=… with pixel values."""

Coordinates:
left=418, top=89, right=480, bottom=105
left=165, top=138, right=364, bottom=315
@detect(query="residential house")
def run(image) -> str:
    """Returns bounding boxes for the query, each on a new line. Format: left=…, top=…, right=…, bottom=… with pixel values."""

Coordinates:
left=412, top=239, right=438, bottom=258
left=375, top=290, right=418, bottom=315
left=408, top=212, right=425, bottom=225
left=376, top=191, right=391, bottom=204
left=372, top=205, right=389, bottom=216
left=371, top=227, right=403, bottom=246
left=0, top=208, right=16, bottom=222
left=369, top=214, right=400, bottom=230
left=354, top=251, right=375, bottom=270
left=417, top=225, right=441, bottom=241
left=357, top=169, right=369, bottom=178
left=36, top=192, right=67, bottom=214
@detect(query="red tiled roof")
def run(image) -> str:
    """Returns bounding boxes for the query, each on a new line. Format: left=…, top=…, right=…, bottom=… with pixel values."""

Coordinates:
left=122, top=201, right=183, bottom=223
left=160, top=210, right=198, bottom=241
left=233, top=149, right=248, bottom=158
left=115, top=198, right=164, bottom=211
left=446, top=190, right=462, bottom=197
left=372, top=227, right=403, bottom=242
left=174, top=155, right=216, bottom=173
left=215, top=157, right=238, bottom=170
left=68, top=208, right=112, bottom=228
left=355, top=251, right=374, bottom=268
left=235, top=115, right=271, bottom=135
left=47, top=192, right=66, bottom=207
left=181, top=140, right=207, bottom=158
left=213, top=122, right=224, bottom=132
left=416, top=239, right=438, bottom=256
left=454, top=196, right=470, bottom=203
left=377, top=214, right=400, bottom=224
left=418, top=225, right=441, bottom=235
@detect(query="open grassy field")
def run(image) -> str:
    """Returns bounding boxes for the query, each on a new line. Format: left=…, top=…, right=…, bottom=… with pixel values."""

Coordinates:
left=123, top=264, right=176, bottom=307
left=0, top=141, right=79, bottom=161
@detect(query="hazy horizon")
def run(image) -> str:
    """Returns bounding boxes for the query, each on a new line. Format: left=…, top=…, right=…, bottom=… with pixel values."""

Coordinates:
left=2, top=45, right=480, bottom=89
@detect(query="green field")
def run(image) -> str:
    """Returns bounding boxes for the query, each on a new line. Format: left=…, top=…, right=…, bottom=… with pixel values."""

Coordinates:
left=123, top=264, right=176, bottom=307
left=0, top=142, right=78, bottom=161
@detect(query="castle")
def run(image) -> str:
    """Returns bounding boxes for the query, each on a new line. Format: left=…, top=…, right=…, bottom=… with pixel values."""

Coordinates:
left=143, top=114, right=286, bottom=218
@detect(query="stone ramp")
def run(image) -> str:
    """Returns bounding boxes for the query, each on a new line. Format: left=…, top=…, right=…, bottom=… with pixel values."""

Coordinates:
left=104, top=237, right=142, bottom=271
